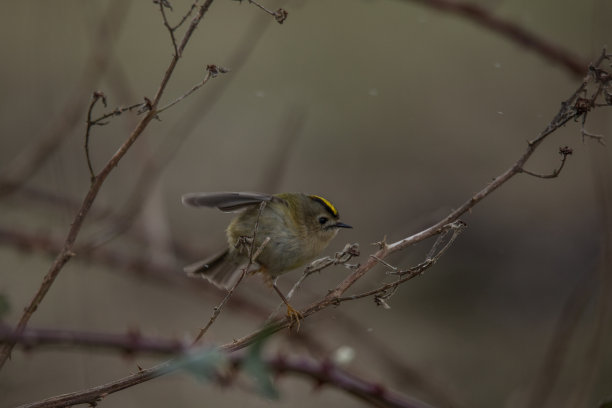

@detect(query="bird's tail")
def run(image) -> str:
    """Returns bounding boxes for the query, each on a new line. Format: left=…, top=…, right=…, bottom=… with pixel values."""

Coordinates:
left=184, top=249, right=243, bottom=290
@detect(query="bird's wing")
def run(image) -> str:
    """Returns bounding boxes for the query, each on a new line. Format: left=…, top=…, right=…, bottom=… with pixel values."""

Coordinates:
left=181, top=192, right=283, bottom=212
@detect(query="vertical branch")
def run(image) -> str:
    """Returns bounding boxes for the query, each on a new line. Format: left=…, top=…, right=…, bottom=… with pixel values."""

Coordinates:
left=84, top=91, right=108, bottom=182
left=192, top=201, right=268, bottom=345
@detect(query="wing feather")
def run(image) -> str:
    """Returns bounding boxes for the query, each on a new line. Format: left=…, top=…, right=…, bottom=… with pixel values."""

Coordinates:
left=181, top=192, right=282, bottom=212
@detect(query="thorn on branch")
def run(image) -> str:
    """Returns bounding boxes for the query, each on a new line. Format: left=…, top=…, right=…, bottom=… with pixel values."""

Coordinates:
left=371, top=236, right=387, bottom=251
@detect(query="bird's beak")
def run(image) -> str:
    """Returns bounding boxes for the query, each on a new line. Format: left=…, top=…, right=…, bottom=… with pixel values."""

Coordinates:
left=334, top=222, right=353, bottom=229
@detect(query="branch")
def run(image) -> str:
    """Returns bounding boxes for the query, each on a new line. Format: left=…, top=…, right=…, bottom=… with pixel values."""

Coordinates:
left=158, top=0, right=180, bottom=56
left=10, top=49, right=610, bottom=405
left=0, top=0, right=131, bottom=197
left=403, top=0, right=587, bottom=77
left=156, top=64, right=228, bottom=115
left=84, top=91, right=108, bottom=181
left=78, top=13, right=275, bottom=249
left=246, top=0, right=288, bottom=24
left=0, top=226, right=270, bottom=319
left=0, top=326, right=190, bottom=355
left=0, top=0, right=218, bottom=370
left=192, top=202, right=269, bottom=345
left=4, top=327, right=432, bottom=408
left=338, top=221, right=467, bottom=305
left=520, top=146, right=573, bottom=179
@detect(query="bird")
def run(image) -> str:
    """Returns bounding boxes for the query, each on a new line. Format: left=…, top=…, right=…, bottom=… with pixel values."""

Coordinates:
left=182, top=192, right=352, bottom=327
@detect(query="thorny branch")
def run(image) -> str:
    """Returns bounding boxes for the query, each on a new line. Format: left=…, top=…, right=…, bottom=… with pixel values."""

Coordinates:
left=3, top=326, right=430, bottom=408
left=267, top=243, right=360, bottom=322
left=0, top=326, right=191, bottom=355
left=0, top=0, right=218, bottom=371
left=289, top=243, right=361, bottom=299
left=192, top=201, right=268, bottom=345
left=16, top=50, right=612, bottom=407
left=83, top=65, right=226, bottom=184
left=339, top=221, right=467, bottom=306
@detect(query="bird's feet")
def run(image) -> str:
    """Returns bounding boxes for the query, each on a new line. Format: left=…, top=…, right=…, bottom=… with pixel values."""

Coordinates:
left=286, top=303, right=303, bottom=331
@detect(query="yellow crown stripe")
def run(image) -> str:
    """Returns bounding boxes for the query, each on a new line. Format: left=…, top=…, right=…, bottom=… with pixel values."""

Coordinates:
left=309, top=195, right=339, bottom=217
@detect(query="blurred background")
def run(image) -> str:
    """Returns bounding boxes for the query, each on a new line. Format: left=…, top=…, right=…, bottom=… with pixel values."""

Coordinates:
left=0, top=0, right=611, bottom=407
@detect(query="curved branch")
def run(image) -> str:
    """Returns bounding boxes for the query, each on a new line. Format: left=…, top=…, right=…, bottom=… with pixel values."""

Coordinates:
left=403, top=0, right=587, bottom=77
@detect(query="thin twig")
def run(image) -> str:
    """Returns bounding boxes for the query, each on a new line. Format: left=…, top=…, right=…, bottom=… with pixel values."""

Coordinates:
left=192, top=202, right=268, bottom=345
left=581, top=127, right=606, bottom=145
left=158, top=0, right=179, bottom=56
left=246, top=0, right=288, bottom=24
left=156, top=65, right=227, bottom=115
left=0, top=326, right=191, bottom=355
left=0, top=0, right=218, bottom=371
left=172, top=1, right=199, bottom=30
left=266, top=243, right=360, bottom=322
left=6, top=327, right=431, bottom=408
left=0, top=0, right=131, bottom=197
left=89, top=102, right=144, bottom=126
left=338, top=221, right=467, bottom=303
left=84, top=91, right=107, bottom=181
left=520, top=146, right=573, bottom=179
left=80, top=15, right=274, bottom=249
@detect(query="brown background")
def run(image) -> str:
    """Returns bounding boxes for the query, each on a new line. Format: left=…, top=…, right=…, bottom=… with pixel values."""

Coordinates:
left=0, top=1, right=611, bottom=407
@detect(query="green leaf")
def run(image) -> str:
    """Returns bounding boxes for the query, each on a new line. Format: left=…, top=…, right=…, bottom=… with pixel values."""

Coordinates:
left=177, top=349, right=227, bottom=382
left=242, top=326, right=279, bottom=399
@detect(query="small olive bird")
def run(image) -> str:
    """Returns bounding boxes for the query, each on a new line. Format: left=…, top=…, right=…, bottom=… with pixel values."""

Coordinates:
left=182, top=192, right=352, bottom=325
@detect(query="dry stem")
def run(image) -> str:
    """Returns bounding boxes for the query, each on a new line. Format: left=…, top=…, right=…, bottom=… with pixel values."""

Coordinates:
left=0, top=0, right=218, bottom=370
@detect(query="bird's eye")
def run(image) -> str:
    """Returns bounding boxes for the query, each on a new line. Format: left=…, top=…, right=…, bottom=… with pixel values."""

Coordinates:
left=318, top=216, right=328, bottom=225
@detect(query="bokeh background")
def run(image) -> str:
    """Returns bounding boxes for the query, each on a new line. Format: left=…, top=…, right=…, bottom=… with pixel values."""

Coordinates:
left=1, top=0, right=611, bottom=407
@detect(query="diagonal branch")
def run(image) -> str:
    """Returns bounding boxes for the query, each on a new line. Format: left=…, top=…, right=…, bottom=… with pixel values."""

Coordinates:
left=402, top=0, right=588, bottom=77
left=0, top=0, right=218, bottom=371
left=0, top=0, right=131, bottom=197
